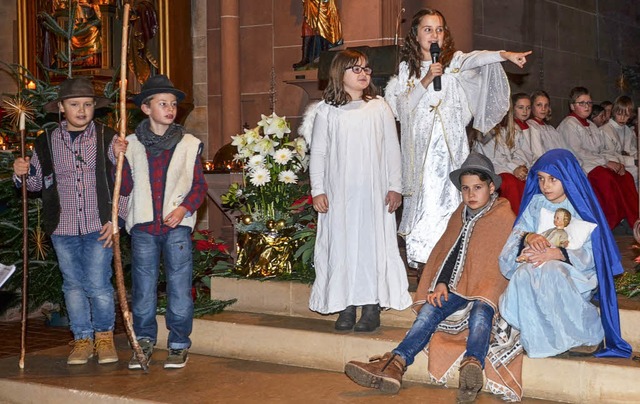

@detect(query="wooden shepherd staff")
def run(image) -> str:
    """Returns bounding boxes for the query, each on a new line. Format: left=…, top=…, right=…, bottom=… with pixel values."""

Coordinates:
left=19, top=112, right=27, bottom=370
left=111, top=3, right=148, bottom=371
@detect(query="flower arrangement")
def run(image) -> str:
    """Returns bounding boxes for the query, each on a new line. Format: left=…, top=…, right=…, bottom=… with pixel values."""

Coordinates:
left=222, top=113, right=310, bottom=231
left=220, top=113, right=317, bottom=280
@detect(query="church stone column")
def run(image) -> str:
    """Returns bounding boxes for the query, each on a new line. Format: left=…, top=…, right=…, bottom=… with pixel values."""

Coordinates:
left=220, top=0, right=241, bottom=137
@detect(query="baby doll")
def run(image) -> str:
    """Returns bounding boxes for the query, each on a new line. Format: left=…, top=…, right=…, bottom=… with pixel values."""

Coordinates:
left=517, top=208, right=571, bottom=262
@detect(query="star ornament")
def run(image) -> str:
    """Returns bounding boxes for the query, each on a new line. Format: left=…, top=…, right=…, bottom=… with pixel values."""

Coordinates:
left=3, top=96, right=35, bottom=130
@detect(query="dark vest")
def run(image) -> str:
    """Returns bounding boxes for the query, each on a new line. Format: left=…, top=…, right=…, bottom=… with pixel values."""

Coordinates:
left=35, top=123, right=116, bottom=235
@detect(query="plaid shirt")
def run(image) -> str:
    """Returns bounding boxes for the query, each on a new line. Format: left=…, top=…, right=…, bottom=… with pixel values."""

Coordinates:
left=120, top=145, right=207, bottom=235
left=16, top=121, right=115, bottom=236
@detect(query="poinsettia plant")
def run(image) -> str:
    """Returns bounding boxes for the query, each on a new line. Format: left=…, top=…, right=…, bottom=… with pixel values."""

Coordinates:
left=221, top=113, right=311, bottom=232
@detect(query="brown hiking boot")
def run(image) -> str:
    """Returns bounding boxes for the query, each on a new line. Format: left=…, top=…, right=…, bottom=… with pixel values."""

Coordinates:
left=457, top=356, right=484, bottom=403
left=95, top=331, right=118, bottom=364
left=344, top=352, right=406, bottom=394
left=67, top=338, right=94, bottom=365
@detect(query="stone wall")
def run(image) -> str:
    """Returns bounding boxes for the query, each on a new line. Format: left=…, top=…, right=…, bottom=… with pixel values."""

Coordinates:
left=474, top=0, right=640, bottom=125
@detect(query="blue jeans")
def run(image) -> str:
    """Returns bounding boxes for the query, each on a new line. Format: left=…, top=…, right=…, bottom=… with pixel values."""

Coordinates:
left=131, top=227, right=193, bottom=350
left=51, top=231, right=115, bottom=340
left=393, top=293, right=494, bottom=368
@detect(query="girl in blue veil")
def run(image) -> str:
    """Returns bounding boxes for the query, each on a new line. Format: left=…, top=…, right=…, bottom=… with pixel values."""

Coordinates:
left=499, top=148, right=631, bottom=358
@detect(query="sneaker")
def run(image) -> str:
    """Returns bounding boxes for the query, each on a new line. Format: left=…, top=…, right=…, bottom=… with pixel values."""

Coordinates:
left=164, top=348, right=189, bottom=369
left=94, top=331, right=118, bottom=364
left=128, top=338, right=153, bottom=370
left=67, top=338, right=94, bottom=365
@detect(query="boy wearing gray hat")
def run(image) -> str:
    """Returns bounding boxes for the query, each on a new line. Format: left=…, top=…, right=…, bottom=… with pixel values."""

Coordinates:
left=344, top=153, right=517, bottom=403
left=13, top=77, right=123, bottom=365
left=118, top=74, right=207, bottom=370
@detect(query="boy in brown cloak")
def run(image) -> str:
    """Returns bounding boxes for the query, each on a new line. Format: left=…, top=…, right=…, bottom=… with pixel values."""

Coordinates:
left=344, top=153, right=523, bottom=402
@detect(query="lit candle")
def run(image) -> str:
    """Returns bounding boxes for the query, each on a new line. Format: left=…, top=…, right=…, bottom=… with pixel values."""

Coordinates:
left=19, top=112, right=25, bottom=131
left=26, top=81, right=36, bottom=90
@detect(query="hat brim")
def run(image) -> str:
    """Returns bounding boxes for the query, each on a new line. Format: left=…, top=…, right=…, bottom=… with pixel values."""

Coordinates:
left=132, top=88, right=186, bottom=107
left=449, top=165, right=502, bottom=191
left=44, top=96, right=112, bottom=113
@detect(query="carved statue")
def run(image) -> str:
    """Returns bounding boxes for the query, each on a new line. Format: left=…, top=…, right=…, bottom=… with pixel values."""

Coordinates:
left=70, top=0, right=102, bottom=67
left=128, top=0, right=159, bottom=84
left=293, top=0, right=343, bottom=70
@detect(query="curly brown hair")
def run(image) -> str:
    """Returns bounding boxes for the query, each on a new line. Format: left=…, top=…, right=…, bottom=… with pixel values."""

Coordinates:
left=323, top=49, right=377, bottom=106
left=401, top=9, right=456, bottom=79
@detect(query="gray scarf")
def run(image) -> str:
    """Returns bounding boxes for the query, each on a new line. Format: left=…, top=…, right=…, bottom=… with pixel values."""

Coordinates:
left=135, top=119, right=185, bottom=156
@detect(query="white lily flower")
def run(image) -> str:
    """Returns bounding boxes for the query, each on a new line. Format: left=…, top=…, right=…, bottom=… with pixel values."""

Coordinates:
left=249, top=166, right=271, bottom=186
left=263, top=113, right=291, bottom=139
left=273, top=148, right=293, bottom=165
left=257, top=114, right=271, bottom=128
left=253, top=136, right=276, bottom=156
left=278, top=170, right=298, bottom=184
left=244, top=127, right=261, bottom=144
left=230, top=133, right=247, bottom=148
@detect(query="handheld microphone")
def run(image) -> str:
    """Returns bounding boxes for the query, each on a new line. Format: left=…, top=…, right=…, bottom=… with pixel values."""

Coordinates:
left=430, top=43, right=441, bottom=91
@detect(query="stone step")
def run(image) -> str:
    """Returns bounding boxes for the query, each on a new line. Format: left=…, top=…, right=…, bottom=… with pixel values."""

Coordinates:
left=210, top=277, right=640, bottom=351
left=157, top=310, right=640, bottom=403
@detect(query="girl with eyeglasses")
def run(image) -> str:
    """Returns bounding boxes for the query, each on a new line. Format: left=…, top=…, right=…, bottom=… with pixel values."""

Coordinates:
left=384, top=8, right=531, bottom=272
left=302, top=49, right=412, bottom=332
left=600, top=95, right=638, bottom=186
left=557, top=87, right=638, bottom=229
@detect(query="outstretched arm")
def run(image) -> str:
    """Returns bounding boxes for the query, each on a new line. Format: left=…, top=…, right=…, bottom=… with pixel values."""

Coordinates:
left=500, top=51, right=532, bottom=68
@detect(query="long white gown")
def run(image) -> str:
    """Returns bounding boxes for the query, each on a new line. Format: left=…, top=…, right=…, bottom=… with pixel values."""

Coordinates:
left=307, top=97, right=412, bottom=314
left=385, top=51, right=510, bottom=267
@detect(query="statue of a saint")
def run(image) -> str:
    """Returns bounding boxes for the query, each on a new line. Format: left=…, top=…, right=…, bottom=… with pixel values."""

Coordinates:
left=293, top=0, right=343, bottom=70
left=70, top=0, right=102, bottom=67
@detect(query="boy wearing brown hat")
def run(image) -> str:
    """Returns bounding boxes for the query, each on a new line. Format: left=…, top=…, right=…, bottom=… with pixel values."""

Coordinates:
left=12, top=77, right=123, bottom=365
left=118, top=74, right=207, bottom=370
left=344, top=153, right=518, bottom=403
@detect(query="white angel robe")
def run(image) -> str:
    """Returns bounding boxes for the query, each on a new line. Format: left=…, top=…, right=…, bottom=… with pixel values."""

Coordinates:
left=307, top=97, right=412, bottom=314
left=385, top=51, right=510, bottom=267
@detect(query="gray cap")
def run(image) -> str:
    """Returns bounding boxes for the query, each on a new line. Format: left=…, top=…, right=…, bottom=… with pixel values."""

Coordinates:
left=449, top=152, right=502, bottom=191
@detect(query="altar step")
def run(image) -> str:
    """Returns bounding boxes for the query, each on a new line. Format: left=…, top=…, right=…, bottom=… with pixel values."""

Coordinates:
left=210, top=277, right=640, bottom=351
left=191, top=277, right=640, bottom=403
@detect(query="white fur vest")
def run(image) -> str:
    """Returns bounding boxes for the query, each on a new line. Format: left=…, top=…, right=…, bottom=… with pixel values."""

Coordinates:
left=124, top=133, right=201, bottom=232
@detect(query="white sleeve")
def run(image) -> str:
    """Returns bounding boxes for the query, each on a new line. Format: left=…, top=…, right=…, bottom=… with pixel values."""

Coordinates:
left=381, top=101, right=402, bottom=193
left=309, top=109, right=328, bottom=197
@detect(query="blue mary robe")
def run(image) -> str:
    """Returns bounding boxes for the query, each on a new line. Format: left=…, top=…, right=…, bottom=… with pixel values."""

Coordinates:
left=498, top=149, right=631, bottom=358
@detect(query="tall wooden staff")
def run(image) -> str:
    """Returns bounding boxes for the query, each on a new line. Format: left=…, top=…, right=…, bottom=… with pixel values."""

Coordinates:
left=111, top=3, right=148, bottom=371
left=19, top=112, right=27, bottom=370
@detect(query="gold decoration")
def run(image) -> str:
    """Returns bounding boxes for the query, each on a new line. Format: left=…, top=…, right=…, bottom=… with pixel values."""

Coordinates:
left=3, top=96, right=35, bottom=129
left=30, top=228, right=49, bottom=260
left=266, top=220, right=276, bottom=230
left=303, top=0, right=342, bottom=44
left=617, top=73, right=629, bottom=92
left=241, top=215, right=252, bottom=225
left=235, top=229, right=298, bottom=277
left=276, top=219, right=286, bottom=230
